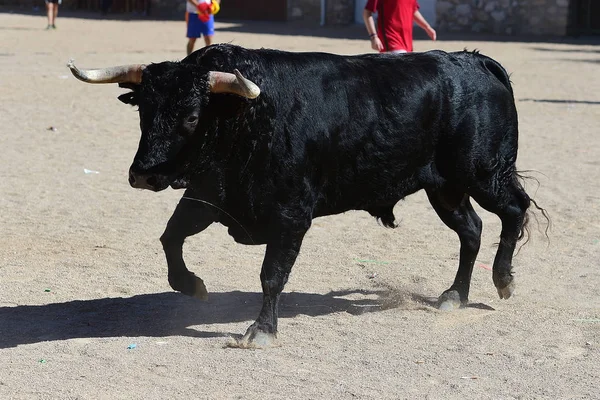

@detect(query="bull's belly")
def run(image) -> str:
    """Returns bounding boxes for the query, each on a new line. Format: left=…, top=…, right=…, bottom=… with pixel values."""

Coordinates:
left=218, top=175, right=423, bottom=244
left=314, top=175, right=422, bottom=218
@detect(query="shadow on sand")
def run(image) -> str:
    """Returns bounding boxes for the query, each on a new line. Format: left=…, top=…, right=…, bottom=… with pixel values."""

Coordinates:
left=0, top=287, right=498, bottom=348
left=530, top=46, right=600, bottom=54
left=519, top=98, right=600, bottom=105
left=0, top=289, right=435, bottom=348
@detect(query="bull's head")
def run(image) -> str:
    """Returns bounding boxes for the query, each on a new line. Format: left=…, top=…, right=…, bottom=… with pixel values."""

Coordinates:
left=68, top=59, right=260, bottom=191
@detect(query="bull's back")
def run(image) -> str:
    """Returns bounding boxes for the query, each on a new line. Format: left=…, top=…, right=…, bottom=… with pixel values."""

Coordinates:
left=195, top=46, right=516, bottom=215
left=255, top=51, right=449, bottom=214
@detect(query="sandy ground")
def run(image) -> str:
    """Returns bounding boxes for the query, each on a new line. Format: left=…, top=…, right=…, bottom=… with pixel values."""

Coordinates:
left=0, top=10, right=599, bottom=400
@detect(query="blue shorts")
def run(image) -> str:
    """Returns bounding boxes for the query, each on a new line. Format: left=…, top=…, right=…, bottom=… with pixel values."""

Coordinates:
left=186, top=13, right=214, bottom=38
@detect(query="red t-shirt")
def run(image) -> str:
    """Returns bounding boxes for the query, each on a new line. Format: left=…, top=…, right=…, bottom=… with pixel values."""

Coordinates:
left=365, top=0, right=420, bottom=52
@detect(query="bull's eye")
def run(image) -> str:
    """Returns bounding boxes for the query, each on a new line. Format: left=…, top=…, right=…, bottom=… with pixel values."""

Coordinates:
left=181, top=113, right=199, bottom=135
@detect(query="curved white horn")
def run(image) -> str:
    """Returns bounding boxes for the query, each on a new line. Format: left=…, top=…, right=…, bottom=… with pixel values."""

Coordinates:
left=208, top=69, right=260, bottom=99
left=67, top=59, right=146, bottom=84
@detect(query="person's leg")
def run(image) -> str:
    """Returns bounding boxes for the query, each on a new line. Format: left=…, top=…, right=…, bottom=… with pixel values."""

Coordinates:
left=45, top=2, right=53, bottom=29
left=187, top=38, right=196, bottom=55
left=52, top=3, right=58, bottom=28
left=203, top=35, right=212, bottom=46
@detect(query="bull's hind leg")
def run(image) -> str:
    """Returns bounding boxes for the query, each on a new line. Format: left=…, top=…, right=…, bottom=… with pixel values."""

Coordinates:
left=427, top=189, right=482, bottom=310
left=471, top=177, right=530, bottom=299
left=159, top=193, right=216, bottom=300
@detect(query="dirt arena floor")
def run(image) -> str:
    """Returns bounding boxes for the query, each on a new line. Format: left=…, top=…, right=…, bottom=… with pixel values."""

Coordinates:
left=0, top=10, right=599, bottom=400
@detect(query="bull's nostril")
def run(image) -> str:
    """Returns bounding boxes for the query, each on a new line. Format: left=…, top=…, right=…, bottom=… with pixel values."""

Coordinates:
left=146, top=176, right=157, bottom=188
left=128, top=172, right=136, bottom=186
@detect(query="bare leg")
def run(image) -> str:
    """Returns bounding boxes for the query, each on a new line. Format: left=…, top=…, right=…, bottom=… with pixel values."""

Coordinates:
left=427, top=189, right=482, bottom=310
left=46, top=3, right=55, bottom=28
left=186, top=38, right=196, bottom=55
left=203, top=34, right=213, bottom=47
left=160, top=192, right=216, bottom=300
left=53, top=4, right=58, bottom=27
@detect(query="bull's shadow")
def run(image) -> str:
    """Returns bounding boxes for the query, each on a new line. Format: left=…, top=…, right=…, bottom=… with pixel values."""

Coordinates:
left=519, top=98, right=600, bottom=105
left=0, top=289, right=397, bottom=349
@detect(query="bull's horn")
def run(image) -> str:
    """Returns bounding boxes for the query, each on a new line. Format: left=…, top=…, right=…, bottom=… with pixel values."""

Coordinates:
left=67, top=59, right=146, bottom=84
left=208, top=69, right=260, bottom=99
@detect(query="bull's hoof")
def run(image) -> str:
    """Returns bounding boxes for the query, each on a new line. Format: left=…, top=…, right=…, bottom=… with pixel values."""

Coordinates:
left=436, top=290, right=464, bottom=311
left=192, top=278, right=208, bottom=300
left=493, top=271, right=515, bottom=300
left=497, top=280, right=516, bottom=299
left=169, top=272, right=208, bottom=300
left=228, top=325, right=277, bottom=349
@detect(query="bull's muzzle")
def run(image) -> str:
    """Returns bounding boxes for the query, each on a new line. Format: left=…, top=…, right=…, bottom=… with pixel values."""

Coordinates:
left=128, top=168, right=168, bottom=192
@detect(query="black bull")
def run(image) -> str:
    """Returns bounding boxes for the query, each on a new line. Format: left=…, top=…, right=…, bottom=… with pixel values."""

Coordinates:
left=70, top=44, right=540, bottom=347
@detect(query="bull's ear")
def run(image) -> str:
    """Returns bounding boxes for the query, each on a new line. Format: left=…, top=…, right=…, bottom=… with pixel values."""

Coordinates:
left=117, top=83, right=139, bottom=106
left=118, top=91, right=138, bottom=106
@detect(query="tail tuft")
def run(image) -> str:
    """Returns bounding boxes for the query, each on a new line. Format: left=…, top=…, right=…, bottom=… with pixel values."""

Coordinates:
left=515, top=171, right=551, bottom=252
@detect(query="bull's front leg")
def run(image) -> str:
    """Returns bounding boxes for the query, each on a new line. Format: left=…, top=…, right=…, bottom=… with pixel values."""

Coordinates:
left=236, top=229, right=307, bottom=348
left=160, top=192, right=216, bottom=300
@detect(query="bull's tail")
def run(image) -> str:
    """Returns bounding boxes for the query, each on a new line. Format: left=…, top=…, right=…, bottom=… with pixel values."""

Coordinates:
left=482, top=56, right=514, bottom=97
left=515, top=171, right=551, bottom=250
left=465, top=50, right=514, bottom=97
